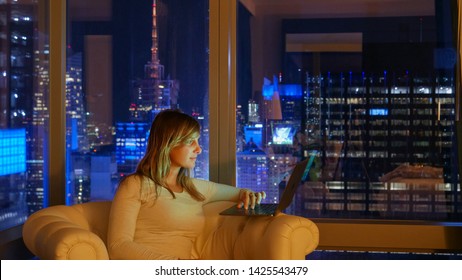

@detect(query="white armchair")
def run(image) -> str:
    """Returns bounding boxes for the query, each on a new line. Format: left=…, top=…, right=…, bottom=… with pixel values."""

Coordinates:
left=22, top=200, right=319, bottom=260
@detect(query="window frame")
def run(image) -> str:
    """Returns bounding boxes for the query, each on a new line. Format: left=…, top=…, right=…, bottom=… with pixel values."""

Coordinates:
left=48, top=0, right=66, bottom=207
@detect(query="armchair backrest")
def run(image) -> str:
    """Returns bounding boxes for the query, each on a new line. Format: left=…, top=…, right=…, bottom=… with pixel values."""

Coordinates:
left=70, top=201, right=112, bottom=244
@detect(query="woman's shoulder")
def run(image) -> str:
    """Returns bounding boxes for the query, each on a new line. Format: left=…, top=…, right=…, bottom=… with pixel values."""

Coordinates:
left=117, top=173, right=148, bottom=192
left=119, top=173, right=142, bottom=185
left=116, top=174, right=158, bottom=200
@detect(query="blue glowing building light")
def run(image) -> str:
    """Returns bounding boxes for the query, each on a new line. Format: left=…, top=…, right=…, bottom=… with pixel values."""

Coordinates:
left=0, top=128, right=26, bottom=176
left=262, top=84, right=302, bottom=100
left=262, top=84, right=276, bottom=100
left=369, top=108, right=388, bottom=116
left=244, top=125, right=263, bottom=148
left=115, top=122, right=150, bottom=164
left=279, top=84, right=302, bottom=97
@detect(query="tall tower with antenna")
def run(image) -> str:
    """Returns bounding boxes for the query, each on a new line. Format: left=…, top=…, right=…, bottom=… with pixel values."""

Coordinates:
left=118, top=0, right=179, bottom=175
left=146, top=0, right=163, bottom=80
left=129, top=0, right=178, bottom=122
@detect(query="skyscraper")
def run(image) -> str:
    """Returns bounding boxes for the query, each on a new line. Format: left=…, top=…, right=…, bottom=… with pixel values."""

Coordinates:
left=66, top=52, right=87, bottom=153
left=0, top=1, right=50, bottom=215
left=129, top=0, right=179, bottom=123
left=117, top=0, right=180, bottom=177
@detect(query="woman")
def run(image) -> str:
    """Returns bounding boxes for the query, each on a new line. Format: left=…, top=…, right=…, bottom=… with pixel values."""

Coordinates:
left=107, top=109, right=265, bottom=260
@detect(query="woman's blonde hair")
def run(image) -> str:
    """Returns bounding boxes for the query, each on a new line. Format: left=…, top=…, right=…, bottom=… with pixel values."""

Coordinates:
left=134, top=109, right=205, bottom=202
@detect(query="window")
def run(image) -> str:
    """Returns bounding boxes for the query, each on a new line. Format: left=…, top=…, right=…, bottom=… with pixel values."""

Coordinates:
left=236, top=0, right=461, bottom=252
left=65, top=0, right=209, bottom=204
left=0, top=0, right=49, bottom=231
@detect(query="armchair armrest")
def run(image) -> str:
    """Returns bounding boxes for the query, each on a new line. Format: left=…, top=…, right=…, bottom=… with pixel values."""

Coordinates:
left=233, top=213, right=319, bottom=259
left=22, top=205, right=109, bottom=260
left=197, top=201, right=319, bottom=260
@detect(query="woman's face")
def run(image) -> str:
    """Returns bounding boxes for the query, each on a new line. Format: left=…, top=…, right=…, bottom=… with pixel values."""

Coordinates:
left=169, top=135, right=202, bottom=170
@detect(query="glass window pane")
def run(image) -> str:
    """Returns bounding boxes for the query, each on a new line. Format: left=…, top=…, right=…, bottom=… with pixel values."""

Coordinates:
left=0, top=0, right=49, bottom=230
left=66, top=0, right=209, bottom=204
left=237, top=0, right=461, bottom=221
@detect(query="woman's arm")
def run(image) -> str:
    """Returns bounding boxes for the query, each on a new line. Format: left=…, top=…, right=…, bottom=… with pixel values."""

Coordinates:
left=197, top=179, right=266, bottom=209
left=107, top=175, right=178, bottom=260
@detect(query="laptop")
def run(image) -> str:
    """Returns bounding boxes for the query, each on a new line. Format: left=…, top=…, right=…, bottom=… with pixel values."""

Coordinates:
left=219, top=154, right=316, bottom=216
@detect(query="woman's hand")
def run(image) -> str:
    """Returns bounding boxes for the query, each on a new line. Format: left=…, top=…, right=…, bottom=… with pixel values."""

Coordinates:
left=237, top=189, right=266, bottom=209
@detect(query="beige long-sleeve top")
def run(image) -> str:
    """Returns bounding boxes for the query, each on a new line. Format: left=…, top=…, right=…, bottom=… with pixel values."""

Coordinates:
left=107, top=175, right=240, bottom=260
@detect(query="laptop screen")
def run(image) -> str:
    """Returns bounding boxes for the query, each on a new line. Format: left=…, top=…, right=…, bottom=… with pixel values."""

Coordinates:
left=277, top=153, right=317, bottom=212
left=301, top=151, right=318, bottom=181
